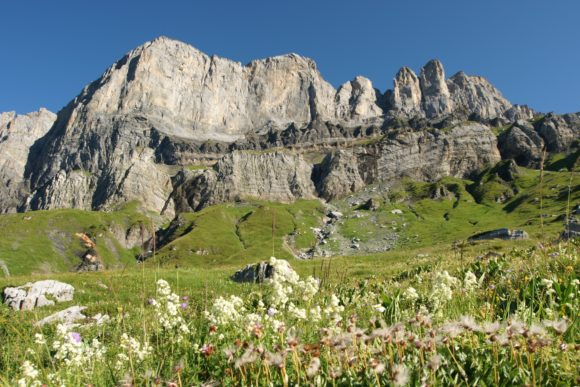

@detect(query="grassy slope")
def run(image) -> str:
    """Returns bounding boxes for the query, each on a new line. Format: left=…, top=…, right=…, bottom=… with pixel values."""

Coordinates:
left=0, top=202, right=150, bottom=276
left=0, top=166, right=577, bottom=277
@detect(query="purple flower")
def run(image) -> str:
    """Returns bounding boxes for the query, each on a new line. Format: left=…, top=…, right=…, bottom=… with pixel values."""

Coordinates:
left=180, top=302, right=188, bottom=309
left=181, top=296, right=189, bottom=301
left=147, top=298, right=155, bottom=305
left=70, top=332, right=81, bottom=343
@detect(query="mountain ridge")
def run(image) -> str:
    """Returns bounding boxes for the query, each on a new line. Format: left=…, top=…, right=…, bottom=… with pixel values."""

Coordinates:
left=0, top=36, right=577, bottom=216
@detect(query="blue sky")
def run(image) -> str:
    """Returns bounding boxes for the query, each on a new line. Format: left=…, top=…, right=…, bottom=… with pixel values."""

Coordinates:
left=1, top=0, right=579, bottom=114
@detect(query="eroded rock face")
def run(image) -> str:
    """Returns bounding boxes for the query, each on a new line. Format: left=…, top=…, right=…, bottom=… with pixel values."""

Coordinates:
left=534, top=113, right=579, bottom=152
left=314, top=150, right=367, bottom=201
left=335, top=76, right=383, bottom=121
left=420, top=60, right=453, bottom=119
left=21, top=37, right=380, bottom=215
left=172, top=151, right=316, bottom=212
left=172, top=122, right=500, bottom=208
left=316, top=122, right=500, bottom=199
left=447, top=72, right=512, bottom=120
left=0, top=109, right=56, bottom=213
left=3, top=280, right=74, bottom=310
left=498, top=121, right=545, bottom=167
left=388, top=67, right=423, bottom=117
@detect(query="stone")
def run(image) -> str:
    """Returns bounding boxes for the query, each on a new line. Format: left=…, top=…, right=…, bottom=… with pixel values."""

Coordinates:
left=359, top=197, right=381, bottom=211
left=36, top=305, right=87, bottom=327
left=328, top=211, right=344, bottom=219
left=468, top=228, right=529, bottom=242
left=391, top=209, right=403, bottom=215
left=3, top=280, right=74, bottom=310
left=231, top=262, right=274, bottom=283
left=561, top=217, right=579, bottom=240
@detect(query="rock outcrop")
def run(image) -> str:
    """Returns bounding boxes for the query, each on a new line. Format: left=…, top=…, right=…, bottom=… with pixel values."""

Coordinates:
left=315, top=122, right=501, bottom=200
left=447, top=71, right=512, bottom=120
left=420, top=60, right=453, bottom=119
left=171, top=151, right=316, bottom=212
left=498, top=121, right=545, bottom=167
left=468, top=228, right=529, bottom=242
left=388, top=67, right=422, bottom=117
left=231, top=261, right=274, bottom=283
left=171, top=122, right=500, bottom=210
left=0, top=109, right=56, bottom=213
left=335, top=76, right=383, bottom=121
left=3, top=280, right=74, bottom=310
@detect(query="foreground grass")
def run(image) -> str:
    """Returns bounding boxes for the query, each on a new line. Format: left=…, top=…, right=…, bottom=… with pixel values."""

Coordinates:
left=0, top=239, right=577, bottom=385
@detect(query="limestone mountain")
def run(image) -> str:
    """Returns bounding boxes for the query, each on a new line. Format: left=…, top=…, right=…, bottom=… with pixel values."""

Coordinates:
left=0, top=36, right=578, bottom=215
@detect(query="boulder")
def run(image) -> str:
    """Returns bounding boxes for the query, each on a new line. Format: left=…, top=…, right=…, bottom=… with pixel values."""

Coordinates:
left=231, top=262, right=274, bottom=283
left=3, top=280, right=74, bottom=310
left=36, top=305, right=87, bottom=327
left=561, top=217, right=579, bottom=239
left=359, top=197, right=381, bottom=211
left=468, top=228, right=529, bottom=242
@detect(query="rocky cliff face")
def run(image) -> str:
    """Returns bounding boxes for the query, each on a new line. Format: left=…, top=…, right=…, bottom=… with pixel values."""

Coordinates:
left=171, top=152, right=316, bottom=212
left=0, top=109, right=56, bottom=213
left=0, top=36, right=577, bottom=215
left=171, top=122, right=501, bottom=210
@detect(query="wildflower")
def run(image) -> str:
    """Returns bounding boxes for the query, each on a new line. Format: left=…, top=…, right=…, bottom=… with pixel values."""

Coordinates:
left=151, top=280, right=190, bottom=340
left=440, top=322, right=464, bottom=338
left=427, top=354, right=442, bottom=371
left=235, top=347, right=258, bottom=368
left=70, top=332, right=82, bottom=343
left=403, top=287, right=419, bottom=302
left=544, top=318, right=568, bottom=335
left=264, top=351, right=285, bottom=368
left=180, top=302, right=188, bottom=309
left=34, top=333, right=46, bottom=345
left=206, top=295, right=244, bottom=326
left=541, top=278, right=554, bottom=288
left=288, top=303, right=307, bottom=320
left=373, top=304, right=386, bottom=313
left=306, top=357, right=321, bottom=378
left=117, top=333, right=152, bottom=368
left=463, top=271, right=478, bottom=291
left=200, top=344, right=215, bottom=357
left=267, top=307, right=278, bottom=317
left=392, top=364, right=410, bottom=386
left=483, top=321, right=501, bottom=335
left=458, top=315, right=480, bottom=332
left=52, top=324, right=105, bottom=367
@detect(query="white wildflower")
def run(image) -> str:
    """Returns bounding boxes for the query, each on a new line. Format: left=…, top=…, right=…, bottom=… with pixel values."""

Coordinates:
left=403, top=287, right=419, bottom=302
left=18, top=361, right=41, bottom=387
left=373, top=304, right=386, bottom=313
left=463, top=271, right=478, bottom=291
left=34, top=333, right=46, bottom=345
left=206, top=295, right=245, bottom=326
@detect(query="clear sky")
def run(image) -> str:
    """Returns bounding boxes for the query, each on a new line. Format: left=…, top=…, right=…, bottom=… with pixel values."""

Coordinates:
left=1, top=0, right=579, bottom=115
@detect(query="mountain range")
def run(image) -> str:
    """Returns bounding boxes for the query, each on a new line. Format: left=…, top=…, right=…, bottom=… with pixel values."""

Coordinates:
left=0, top=36, right=578, bottom=216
